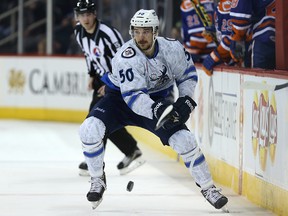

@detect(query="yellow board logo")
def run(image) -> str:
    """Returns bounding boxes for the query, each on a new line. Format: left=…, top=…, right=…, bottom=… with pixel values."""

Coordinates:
left=8, top=69, right=25, bottom=93
left=252, top=86, right=277, bottom=171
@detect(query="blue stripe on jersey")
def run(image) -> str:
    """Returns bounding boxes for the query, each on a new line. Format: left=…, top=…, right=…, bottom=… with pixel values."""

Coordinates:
left=184, top=155, right=205, bottom=168
left=101, top=73, right=120, bottom=91
left=177, top=75, right=198, bottom=86
left=122, top=89, right=148, bottom=109
left=184, top=65, right=196, bottom=75
left=123, top=85, right=175, bottom=109
left=149, top=85, right=174, bottom=99
left=83, top=146, right=104, bottom=158
left=127, top=94, right=140, bottom=108
left=148, top=41, right=159, bottom=59
left=122, top=88, right=148, bottom=98
left=177, top=67, right=198, bottom=85
left=193, top=154, right=205, bottom=166
left=184, top=161, right=191, bottom=168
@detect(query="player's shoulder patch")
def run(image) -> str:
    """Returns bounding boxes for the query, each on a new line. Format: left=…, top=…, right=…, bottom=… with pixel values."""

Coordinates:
left=121, top=47, right=136, bottom=58
left=164, top=37, right=177, bottom=41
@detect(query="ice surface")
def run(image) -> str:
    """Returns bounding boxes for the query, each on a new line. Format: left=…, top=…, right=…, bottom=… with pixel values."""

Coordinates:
left=0, top=120, right=275, bottom=216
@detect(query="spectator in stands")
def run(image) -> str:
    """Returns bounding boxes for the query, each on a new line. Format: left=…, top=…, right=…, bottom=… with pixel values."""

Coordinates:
left=53, top=14, right=74, bottom=54
left=23, top=0, right=46, bottom=53
left=66, top=17, right=83, bottom=55
left=170, top=21, right=182, bottom=41
left=0, top=0, right=17, bottom=40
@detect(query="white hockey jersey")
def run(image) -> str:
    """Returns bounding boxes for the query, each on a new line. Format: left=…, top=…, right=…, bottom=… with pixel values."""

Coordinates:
left=106, top=37, right=198, bottom=119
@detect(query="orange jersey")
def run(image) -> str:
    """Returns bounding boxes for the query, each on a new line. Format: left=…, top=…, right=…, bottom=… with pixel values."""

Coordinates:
left=214, top=0, right=233, bottom=63
left=180, top=0, right=216, bottom=57
left=230, top=0, right=275, bottom=43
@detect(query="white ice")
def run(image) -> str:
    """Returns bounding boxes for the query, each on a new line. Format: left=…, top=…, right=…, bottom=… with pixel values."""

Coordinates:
left=0, top=120, right=275, bottom=216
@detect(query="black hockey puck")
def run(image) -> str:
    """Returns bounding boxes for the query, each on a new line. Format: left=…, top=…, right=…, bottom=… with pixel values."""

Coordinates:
left=126, top=181, right=134, bottom=192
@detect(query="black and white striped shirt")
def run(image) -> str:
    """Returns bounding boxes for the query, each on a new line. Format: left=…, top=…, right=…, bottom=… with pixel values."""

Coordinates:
left=74, top=19, right=124, bottom=78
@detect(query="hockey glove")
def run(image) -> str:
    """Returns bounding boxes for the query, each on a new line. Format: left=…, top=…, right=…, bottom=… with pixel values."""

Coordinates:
left=173, top=96, right=197, bottom=125
left=202, top=50, right=221, bottom=76
left=152, top=99, right=176, bottom=130
left=230, top=40, right=245, bottom=63
left=202, top=25, right=217, bottom=43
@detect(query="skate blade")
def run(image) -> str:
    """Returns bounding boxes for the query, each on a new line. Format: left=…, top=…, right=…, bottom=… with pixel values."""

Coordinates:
left=221, top=204, right=229, bottom=213
left=91, top=198, right=103, bottom=210
left=119, top=157, right=146, bottom=175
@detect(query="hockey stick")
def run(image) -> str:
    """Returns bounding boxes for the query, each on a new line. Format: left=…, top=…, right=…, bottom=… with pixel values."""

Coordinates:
left=190, top=0, right=212, bottom=27
left=190, top=0, right=219, bottom=45
left=241, top=81, right=288, bottom=91
left=155, top=105, right=174, bottom=130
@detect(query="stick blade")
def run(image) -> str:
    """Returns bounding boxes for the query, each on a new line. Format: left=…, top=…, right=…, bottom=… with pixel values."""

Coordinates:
left=275, top=82, right=288, bottom=91
left=155, top=105, right=174, bottom=130
left=242, top=81, right=288, bottom=91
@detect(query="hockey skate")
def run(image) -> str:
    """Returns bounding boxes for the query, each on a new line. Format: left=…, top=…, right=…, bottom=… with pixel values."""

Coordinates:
left=87, top=173, right=107, bottom=209
left=117, top=147, right=145, bottom=175
left=201, top=185, right=228, bottom=211
left=78, top=161, right=89, bottom=176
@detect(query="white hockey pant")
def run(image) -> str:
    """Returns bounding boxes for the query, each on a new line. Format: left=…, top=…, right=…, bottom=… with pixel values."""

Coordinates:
left=168, top=129, right=213, bottom=190
left=79, top=116, right=106, bottom=178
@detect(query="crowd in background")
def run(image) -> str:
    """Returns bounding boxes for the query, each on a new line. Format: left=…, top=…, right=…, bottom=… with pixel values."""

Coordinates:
left=1, top=0, right=181, bottom=55
left=0, top=0, right=275, bottom=70
left=0, top=0, right=77, bottom=54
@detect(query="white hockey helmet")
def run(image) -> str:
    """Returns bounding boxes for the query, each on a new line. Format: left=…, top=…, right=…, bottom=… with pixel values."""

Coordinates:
left=129, top=9, right=159, bottom=38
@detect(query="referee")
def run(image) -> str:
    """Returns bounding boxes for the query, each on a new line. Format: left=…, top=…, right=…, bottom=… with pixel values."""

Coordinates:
left=73, top=0, right=145, bottom=176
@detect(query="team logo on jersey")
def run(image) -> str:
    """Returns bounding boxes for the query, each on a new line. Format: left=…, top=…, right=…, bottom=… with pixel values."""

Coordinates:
left=121, top=47, right=135, bottom=58
left=93, top=47, right=102, bottom=57
left=221, top=1, right=232, bottom=12
left=149, top=65, right=169, bottom=87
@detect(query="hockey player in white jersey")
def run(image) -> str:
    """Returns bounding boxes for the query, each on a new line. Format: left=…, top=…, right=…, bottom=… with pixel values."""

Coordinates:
left=79, top=9, right=228, bottom=210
